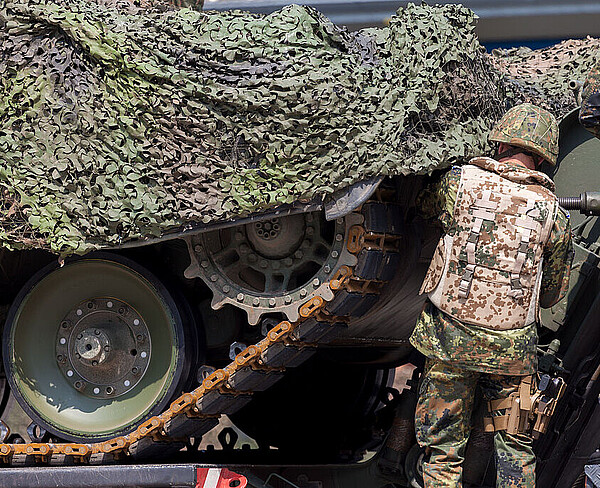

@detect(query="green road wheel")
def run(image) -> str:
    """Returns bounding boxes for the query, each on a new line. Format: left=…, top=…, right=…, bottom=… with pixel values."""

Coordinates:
left=3, top=254, right=189, bottom=442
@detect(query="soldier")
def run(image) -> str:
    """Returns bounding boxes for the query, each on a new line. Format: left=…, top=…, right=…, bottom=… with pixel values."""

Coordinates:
left=410, top=103, right=573, bottom=487
left=580, top=60, right=600, bottom=139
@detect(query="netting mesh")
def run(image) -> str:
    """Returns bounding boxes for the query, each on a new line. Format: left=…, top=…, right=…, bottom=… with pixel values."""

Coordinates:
left=0, top=0, right=598, bottom=255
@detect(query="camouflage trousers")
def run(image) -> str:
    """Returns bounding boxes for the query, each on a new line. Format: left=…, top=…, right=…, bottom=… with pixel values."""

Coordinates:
left=415, top=359, right=535, bottom=487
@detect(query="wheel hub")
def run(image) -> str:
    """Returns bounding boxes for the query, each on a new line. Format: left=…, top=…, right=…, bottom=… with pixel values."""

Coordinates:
left=246, top=215, right=304, bottom=259
left=56, top=298, right=151, bottom=400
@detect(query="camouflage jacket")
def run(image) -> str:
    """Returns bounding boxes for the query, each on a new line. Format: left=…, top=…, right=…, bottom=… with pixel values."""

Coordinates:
left=410, top=161, right=572, bottom=375
left=580, top=59, right=600, bottom=139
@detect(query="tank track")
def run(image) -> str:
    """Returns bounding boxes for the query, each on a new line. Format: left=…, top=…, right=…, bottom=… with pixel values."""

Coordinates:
left=0, top=201, right=404, bottom=467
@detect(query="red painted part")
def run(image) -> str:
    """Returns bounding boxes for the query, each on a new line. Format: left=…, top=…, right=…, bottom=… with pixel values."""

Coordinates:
left=196, top=467, right=248, bottom=488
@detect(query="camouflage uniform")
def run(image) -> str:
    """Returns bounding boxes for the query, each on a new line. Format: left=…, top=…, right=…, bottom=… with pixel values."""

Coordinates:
left=410, top=161, right=572, bottom=487
left=580, top=60, right=600, bottom=139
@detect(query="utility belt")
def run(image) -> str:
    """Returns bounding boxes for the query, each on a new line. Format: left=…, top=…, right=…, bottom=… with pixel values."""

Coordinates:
left=483, top=374, right=566, bottom=438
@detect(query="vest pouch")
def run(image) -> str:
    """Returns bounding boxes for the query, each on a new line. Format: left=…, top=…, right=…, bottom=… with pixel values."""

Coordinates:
left=420, top=234, right=452, bottom=296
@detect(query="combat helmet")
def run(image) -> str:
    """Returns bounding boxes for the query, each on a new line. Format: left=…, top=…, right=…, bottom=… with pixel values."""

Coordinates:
left=489, top=103, right=559, bottom=165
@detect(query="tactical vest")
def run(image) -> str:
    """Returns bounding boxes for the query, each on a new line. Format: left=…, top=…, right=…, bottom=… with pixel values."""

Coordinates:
left=421, top=158, right=558, bottom=330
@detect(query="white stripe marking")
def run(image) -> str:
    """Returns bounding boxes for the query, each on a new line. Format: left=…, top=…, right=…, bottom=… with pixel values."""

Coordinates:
left=203, top=468, right=222, bottom=488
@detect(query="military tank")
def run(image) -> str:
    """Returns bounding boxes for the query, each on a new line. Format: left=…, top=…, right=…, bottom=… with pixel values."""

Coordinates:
left=1, top=1, right=600, bottom=487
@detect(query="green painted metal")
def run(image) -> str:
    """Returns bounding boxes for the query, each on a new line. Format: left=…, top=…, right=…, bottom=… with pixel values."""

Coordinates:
left=4, top=257, right=185, bottom=441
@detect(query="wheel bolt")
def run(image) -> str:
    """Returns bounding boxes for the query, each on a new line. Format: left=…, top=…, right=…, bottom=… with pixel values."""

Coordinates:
left=132, top=367, right=139, bottom=374
left=57, top=355, right=64, bottom=363
left=92, top=360, right=98, bottom=366
left=137, top=334, right=144, bottom=341
left=118, top=307, right=125, bottom=314
left=104, top=345, right=110, bottom=352
left=94, top=329, right=100, bottom=335
left=77, top=334, right=83, bottom=340
left=75, top=353, right=81, bottom=359
left=61, top=321, right=69, bottom=328
left=87, top=302, right=94, bottom=309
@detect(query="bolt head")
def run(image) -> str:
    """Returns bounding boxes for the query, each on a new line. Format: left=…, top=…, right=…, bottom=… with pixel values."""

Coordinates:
left=294, top=250, right=303, bottom=259
left=201, top=260, right=209, bottom=268
left=259, top=260, right=268, bottom=269
left=210, top=274, right=218, bottom=282
left=237, top=293, right=245, bottom=302
left=269, top=298, right=276, bottom=307
left=312, top=278, right=320, bottom=287
left=94, top=329, right=100, bottom=335
left=324, top=265, right=331, bottom=273
left=300, top=289, right=307, bottom=298
left=194, top=244, right=202, bottom=253
left=104, top=345, right=110, bottom=352
left=332, top=250, right=339, bottom=258
left=223, top=285, right=231, bottom=293
left=335, top=233, right=343, bottom=242
left=285, top=295, right=292, bottom=304
left=253, top=298, right=260, bottom=306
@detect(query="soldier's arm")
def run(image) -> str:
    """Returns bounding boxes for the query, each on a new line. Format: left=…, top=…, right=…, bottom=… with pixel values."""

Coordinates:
left=580, top=60, right=600, bottom=139
left=539, top=208, right=574, bottom=309
left=415, top=166, right=461, bottom=231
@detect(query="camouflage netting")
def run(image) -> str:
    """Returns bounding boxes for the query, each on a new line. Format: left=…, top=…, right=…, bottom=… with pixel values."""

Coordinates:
left=0, top=0, right=598, bottom=255
left=491, top=37, right=600, bottom=117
